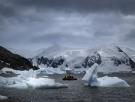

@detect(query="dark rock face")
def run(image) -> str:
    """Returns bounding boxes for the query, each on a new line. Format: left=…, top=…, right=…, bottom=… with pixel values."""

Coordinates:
left=36, top=56, right=65, bottom=68
left=0, top=46, right=38, bottom=70
left=111, top=46, right=135, bottom=70
left=82, top=52, right=102, bottom=68
left=111, top=56, right=129, bottom=66
left=129, top=59, right=135, bottom=70
left=34, top=52, right=102, bottom=68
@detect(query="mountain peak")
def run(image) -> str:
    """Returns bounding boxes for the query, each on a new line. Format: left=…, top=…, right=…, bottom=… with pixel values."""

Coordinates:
left=36, top=44, right=68, bottom=58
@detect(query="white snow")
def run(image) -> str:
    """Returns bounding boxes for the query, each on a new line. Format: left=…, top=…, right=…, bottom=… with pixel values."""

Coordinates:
left=0, top=95, right=8, bottom=100
left=96, top=46, right=133, bottom=73
left=98, top=63, right=132, bottom=74
left=82, top=64, right=130, bottom=87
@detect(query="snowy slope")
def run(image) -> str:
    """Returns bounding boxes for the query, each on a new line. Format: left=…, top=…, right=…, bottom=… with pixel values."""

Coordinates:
left=97, top=46, right=134, bottom=73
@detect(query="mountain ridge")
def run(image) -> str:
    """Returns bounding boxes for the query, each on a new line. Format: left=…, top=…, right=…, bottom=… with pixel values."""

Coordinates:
left=32, top=45, right=135, bottom=73
left=0, top=46, right=38, bottom=70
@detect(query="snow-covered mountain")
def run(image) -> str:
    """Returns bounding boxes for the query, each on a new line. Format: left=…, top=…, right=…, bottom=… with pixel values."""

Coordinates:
left=31, top=45, right=135, bottom=73
left=96, top=46, right=135, bottom=73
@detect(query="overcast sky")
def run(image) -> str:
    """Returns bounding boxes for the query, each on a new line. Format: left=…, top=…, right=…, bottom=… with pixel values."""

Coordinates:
left=0, top=0, right=135, bottom=54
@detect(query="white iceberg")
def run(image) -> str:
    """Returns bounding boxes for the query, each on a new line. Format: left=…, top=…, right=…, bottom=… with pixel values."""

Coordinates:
left=0, top=67, right=68, bottom=89
left=0, top=95, right=8, bottom=100
left=82, top=64, right=130, bottom=87
left=8, top=77, right=68, bottom=89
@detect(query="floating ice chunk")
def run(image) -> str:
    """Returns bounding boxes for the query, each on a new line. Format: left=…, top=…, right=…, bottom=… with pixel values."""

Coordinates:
left=82, top=64, right=130, bottom=87
left=26, top=77, right=68, bottom=89
left=1, top=67, right=18, bottom=74
left=82, top=64, right=98, bottom=81
left=97, top=76, right=130, bottom=87
left=26, top=77, right=55, bottom=88
left=8, top=80, right=28, bottom=89
left=0, top=95, right=8, bottom=100
left=8, top=77, right=68, bottom=89
left=0, top=67, right=67, bottom=89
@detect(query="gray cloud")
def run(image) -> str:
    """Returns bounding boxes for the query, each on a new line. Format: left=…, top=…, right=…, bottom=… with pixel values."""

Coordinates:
left=0, top=0, right=135, bottom=18
left=0, top=0, right=135, bottom=55
left=8, top=0, right=135, bottom=14
left=31, top=33, right=91, bottom=45
left=124, top=30, right=135, bottom=41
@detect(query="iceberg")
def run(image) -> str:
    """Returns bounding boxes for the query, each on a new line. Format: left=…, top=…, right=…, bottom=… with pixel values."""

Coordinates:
left=8, top=77, right=68, bottom=89
left=0, top=67, right=68, bottom=89
left=82, top=64, right=130, bottom=87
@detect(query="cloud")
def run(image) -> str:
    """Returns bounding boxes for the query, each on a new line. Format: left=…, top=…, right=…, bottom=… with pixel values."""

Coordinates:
left=0, top=0, right=135, bottom=18
left=0, top=0, right=135, bottom=53
left=5, top=0, right=135, bottom=15
left=124, top=30, right=135, bottom=41
left=0, top=1, right=17, bottom=17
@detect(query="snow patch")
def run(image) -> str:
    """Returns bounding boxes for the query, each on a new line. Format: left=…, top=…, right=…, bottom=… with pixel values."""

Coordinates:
left=98, top=63, right=132, bottom=74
